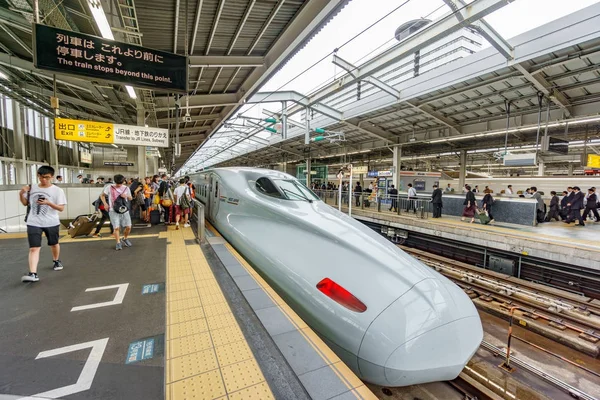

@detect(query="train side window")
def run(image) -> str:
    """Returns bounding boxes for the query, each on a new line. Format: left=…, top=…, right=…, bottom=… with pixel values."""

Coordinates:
left=256, top=177, right=283, bottom=198
left=215, top=181, right=218, bottom=197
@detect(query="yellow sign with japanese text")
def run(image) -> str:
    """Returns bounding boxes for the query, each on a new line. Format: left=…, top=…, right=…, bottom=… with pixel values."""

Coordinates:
left=587, top=154, right=600, bottom=169
left=55, top=118, right=114, bottom=144
left=54, top=118, right=170, bottom=147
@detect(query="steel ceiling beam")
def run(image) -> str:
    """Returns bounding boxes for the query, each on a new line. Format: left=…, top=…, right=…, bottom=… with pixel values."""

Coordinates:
left=189, top=0, right=203, bottom=55
left=443, top=0, right=514, bottom=60
left=248, top=90, right=343, bottom=121
left=173, top=0, right=180, bottom=53
left=157, top=113, right=220, bottom=125
left=290, top=0, right=514, bottom=115
left=514, top=63, right=573, bottom=117
left=189, top=56, right=265, bottom=68
left=0, top=22, right=31, bottom=55
left=19, top=83, right=108, bottom=113
left=154, top=93, right=239, bottom=111
left=205, top=0, right=226, bottom=55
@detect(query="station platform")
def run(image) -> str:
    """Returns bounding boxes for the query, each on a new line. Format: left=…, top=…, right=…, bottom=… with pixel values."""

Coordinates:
left=338, top=205, right=600, bottom=271
left=0, top=223, right=375, bottom=400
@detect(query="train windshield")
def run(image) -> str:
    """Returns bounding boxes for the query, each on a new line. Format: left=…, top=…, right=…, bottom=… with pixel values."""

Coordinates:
left=275, top=179, right=320, bottom=202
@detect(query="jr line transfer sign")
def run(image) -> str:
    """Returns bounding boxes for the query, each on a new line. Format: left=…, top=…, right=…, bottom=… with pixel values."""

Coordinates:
left=55, top=118, right=169, bottom=148
left=34, top=24, right=188, bottom=92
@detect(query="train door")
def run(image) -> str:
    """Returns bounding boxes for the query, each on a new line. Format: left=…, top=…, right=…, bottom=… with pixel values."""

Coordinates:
left=210, top=174, right=220, bottom=220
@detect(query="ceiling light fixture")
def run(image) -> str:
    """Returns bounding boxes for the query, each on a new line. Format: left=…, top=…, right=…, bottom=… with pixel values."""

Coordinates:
left=87, top=0, right=137, bottom=100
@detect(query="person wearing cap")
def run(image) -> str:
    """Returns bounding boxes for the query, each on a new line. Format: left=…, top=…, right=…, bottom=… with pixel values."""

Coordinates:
left=583, top=187, right=599, bottom=223
left=565, top=186, right=585, bottom=226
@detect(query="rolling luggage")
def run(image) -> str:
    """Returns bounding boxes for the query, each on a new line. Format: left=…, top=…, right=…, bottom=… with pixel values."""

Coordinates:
left=68, top=214, right=98, bottom=238
left=476, top=209, right=490, bottom=225
left=150, top=209, right=161, bottom=225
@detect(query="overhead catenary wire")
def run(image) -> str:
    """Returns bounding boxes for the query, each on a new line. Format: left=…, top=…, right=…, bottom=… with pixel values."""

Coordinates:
left=190, top=0, right=474, bottom=169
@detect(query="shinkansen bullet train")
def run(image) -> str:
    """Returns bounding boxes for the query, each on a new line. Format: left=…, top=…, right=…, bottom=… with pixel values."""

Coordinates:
left=191, top=167, right=482, bottom=387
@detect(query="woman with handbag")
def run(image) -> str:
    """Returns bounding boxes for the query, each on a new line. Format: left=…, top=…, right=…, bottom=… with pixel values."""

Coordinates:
left=481, top=189, right=495, bottom=224
left=461, top=185, right=476, bottom=223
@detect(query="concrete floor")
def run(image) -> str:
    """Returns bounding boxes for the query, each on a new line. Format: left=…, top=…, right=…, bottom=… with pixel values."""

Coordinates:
left=0, top=232, right=166, bottom=399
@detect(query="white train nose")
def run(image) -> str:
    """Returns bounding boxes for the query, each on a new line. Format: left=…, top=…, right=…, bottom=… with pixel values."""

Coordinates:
left=358, top=278, right=483, bottom=386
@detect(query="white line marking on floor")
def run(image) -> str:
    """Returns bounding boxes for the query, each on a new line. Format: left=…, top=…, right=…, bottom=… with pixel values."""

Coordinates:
left=17, top=338, right=109, bottom=400
left=71, top=283, right=129, bottom=312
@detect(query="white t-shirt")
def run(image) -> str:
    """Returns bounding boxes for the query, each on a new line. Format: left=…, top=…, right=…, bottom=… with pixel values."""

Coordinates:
left=173, top=185, right=191, bottom=205
left=408, top=187, right=417, bottom=197
left=103, top=184, right=132, bottom=210
left=506, top=188, right=513, bottom=194
left=23, top=184, right=67, bottom=227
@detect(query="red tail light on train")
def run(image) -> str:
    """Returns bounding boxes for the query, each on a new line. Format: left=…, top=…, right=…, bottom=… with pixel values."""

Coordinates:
left=316, top=278, right=367, bottom=313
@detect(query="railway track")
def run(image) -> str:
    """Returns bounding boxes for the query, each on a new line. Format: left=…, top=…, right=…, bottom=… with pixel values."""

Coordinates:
left=400, top=246, right=600, bottom=357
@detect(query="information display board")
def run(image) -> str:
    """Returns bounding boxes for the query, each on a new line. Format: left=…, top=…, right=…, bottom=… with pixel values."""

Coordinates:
left=55, top=118, right=169, bottom=147
left=34, top=24, right=188, bottom=92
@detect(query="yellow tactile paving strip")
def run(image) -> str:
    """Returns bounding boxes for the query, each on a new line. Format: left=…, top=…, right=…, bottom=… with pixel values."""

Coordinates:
left=164, top=226, right=275, bottom=400
left=206, top=223, right=377, bottom=400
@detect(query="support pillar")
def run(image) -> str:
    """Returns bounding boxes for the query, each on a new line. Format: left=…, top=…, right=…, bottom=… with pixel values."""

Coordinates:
left=304, top=107, right=310, bottom=187
left=137, top=105, right=147, bottom=178
left=281, top=101, right=288, bottom=140
left=568, top=163, right=574, bottom=176
left=458, top=150, right=467, bottom=190
left=537, top=160, right=545, bottom=176
left=392, top=146, right=401, bottom=190
left=12, top=101, right=27, bottom=184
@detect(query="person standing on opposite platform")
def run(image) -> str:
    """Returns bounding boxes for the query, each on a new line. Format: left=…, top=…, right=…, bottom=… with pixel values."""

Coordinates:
left=481, top=189, right=495, bottom=224
left=430, top=184, right=443, bottom=218
left=406, top=183, right=417, bottom=213
left=545, top=191, right=561, bottom=222
left=565, top=186, right=585, bottom=226
left=388, top=184, right=398, bottom=212
left=461, top=185, right=476, bottom=223
left=19, top=165, right=67, bottom=283
left=506, top=185, right=513, bottom=195
left=530, top=187, right=545, bottom=223
left=101, top=174, right=133, bottom=250
left=583, top=188, right=599, bottom=222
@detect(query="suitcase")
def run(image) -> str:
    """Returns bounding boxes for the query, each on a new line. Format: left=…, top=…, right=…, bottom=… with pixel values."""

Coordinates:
left=150, top=209, right=161, bottom=225
left=68, top=214, right=98, bottom=238
left=476, top=210, right=490, bottom=225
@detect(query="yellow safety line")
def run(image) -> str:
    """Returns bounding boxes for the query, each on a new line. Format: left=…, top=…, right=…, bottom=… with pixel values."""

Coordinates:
left=207, top=222, right=376, bottom=400
left=164, top=226, right=274, bottom=400
left=0, top=232, right=28, bottom=239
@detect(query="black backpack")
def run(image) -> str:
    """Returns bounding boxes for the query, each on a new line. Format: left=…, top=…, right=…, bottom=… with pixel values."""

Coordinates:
left=111, top=186, right=130, bottom=214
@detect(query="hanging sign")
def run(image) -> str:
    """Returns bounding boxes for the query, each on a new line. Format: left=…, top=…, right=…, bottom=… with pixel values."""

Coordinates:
left=587, top=154, right=600, bottom=169
left=55, top=118, right=169, bottom=147
left=33, top=24, right=188, bottom=92
left=353, top=166, right=368, bottom=174
left=104, top=161, right=134, bottom=167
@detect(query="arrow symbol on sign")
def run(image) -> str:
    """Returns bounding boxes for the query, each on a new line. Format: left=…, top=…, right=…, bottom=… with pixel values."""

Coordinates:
left=18, top=338, right=109, bottom=400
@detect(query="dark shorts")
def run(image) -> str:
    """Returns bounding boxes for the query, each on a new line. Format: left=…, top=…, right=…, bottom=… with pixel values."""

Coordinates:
left=175, top=205, right=190, bottom=216
left=27, top=225, right=60, bottom=248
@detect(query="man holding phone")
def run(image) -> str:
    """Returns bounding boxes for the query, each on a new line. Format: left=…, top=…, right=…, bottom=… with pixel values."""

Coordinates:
left=18, top=165, right=67, bottom=282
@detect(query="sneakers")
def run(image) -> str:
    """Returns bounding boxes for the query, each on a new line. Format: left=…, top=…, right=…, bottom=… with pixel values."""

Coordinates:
left=22, top=272, right=39, bottom=282
left=123, top=239, right=132, bottom=247
left=116, top=242, right=123, bottom=251
left=53, top=260, right=64, bottom=271
left=184, top=223, right=190, bottom=228
left=175, top=223, right=179, bottom=230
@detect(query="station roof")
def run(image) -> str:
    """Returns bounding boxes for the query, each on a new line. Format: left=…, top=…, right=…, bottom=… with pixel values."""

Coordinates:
left=191, top=1, right=600, bottom=176
left=0, top=0, right=348, bottom=169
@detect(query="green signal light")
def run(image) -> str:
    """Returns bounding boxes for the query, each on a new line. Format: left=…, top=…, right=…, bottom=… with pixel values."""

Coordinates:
left=312, top=136, right=325, bottom=142
left=264, top=118, right=277, bottom=123
left=265, top=126, right=278, bottom=133
left=314, top=128, right=326, bottom=134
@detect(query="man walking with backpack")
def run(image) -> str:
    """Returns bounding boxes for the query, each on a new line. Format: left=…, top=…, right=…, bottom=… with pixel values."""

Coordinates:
left=18, top=165, right=67, bottom=282
left=173, top=178, right=192, bottom=230
left=101, top=174, right=133, bottom=250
